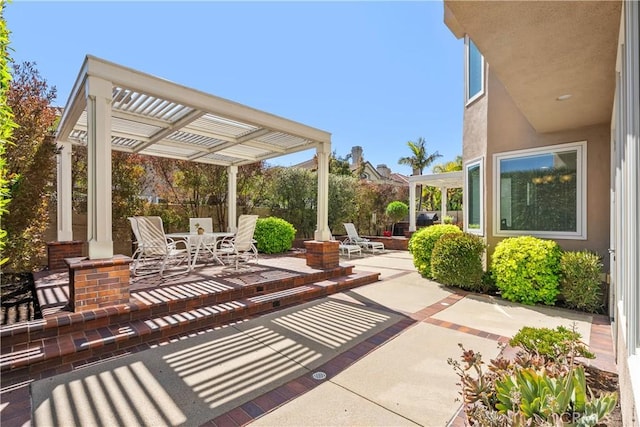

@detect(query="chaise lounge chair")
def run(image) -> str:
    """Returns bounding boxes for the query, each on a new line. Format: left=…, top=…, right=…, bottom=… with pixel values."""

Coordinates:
left=331, top=235, right=362, bottom=259
left=343, top=223, right=385, bottom=254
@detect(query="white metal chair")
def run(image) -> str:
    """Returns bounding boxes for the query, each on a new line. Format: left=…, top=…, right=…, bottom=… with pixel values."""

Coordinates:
left=189, top=217, right=213, bottom=234
left=332, top=235, right=362, bottom=259
left=343, top=222, right=385, bottom=253
left=217, top=215, right=259, bottom=270
left=128, top=216, right=190, bottom=277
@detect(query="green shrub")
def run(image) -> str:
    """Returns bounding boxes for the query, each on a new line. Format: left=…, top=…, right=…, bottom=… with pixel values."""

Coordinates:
left=385, top=201, right=409, bottom=223
left=408, top=224, right=462, bottom=277
left=481, top=270, right=498, bottom=294
left=559, top=250, right=603, bottom=313
left=509, top=325, right=595, bottom=361
left=491, top=236, right=561, bottom=305
left=431, top=233, right=485, bottom=290
left=253, top=217, right=296, bottom=254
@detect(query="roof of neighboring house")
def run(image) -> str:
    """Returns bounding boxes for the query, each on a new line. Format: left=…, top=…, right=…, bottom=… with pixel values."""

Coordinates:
left=290, top=158, right=316, bottom=170
left=291, top=152, right=408, bottom=186
left=389, top=173, right=409, bottom=185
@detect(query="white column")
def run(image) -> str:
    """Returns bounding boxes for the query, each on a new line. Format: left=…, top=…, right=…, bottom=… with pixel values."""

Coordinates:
left=440, top=186, right=448, bottom=220
left=227, top=165, right=238, bottom=232
left=56, top=141, right=73, bottom=241
left=86, top=76, right=113, bottom=259
left=314, top=142, right=331, bottom=241
left=409, top=182, right=417, bottom=231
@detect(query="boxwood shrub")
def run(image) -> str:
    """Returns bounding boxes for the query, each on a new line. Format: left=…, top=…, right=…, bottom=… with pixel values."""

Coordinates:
left=408, top=224, right=462, bottom=277
left=559, top=250, right=603, bottom=313
left=491, top=236, right=561, bottom=305
left=253, top=217, right=296, bottom=254
left=431, top=233, right=485, bottom=290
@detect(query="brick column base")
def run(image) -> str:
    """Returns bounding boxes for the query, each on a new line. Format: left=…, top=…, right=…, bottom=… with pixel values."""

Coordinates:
left=47, top=241, right=84, bottom=271
left=65, top=255, right=132, bottom=312
left=304, top=240, right=339, bottom=269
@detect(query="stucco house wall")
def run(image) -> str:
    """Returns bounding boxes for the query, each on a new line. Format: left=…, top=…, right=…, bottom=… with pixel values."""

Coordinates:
left=446, top=1, right=638, bottom=423
left=482, top=70, right=611, bottom=269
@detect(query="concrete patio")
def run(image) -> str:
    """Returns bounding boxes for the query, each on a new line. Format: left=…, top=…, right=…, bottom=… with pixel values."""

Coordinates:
left=1, top=251, right=616, bottom=426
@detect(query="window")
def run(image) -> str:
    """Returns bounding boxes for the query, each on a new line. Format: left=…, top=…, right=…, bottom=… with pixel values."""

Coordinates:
left=465, top=36, right=485, bottom=104
left=493, top=141, right=587, bottom=239
left=464, top=158, right=484, bottom=235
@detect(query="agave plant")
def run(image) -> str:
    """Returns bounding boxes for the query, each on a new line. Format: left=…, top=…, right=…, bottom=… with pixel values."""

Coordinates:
left=449, top=326, right=617, bottom=427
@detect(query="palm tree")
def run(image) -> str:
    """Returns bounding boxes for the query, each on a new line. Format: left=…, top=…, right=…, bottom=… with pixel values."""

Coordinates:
left=398, top=137, right=442, bottom=210
left=432, top=155, right=462, bottom=173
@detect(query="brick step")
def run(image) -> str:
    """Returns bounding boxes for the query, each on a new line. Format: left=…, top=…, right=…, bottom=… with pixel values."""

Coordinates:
left=0, top=264, right=355, bottom=352
left=0, top=271, right=379, bottom=387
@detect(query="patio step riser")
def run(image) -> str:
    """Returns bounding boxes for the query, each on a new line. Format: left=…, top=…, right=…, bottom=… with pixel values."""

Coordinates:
left=0, top=272, right=379, bottom=387
left=0, top=265, right=355, bottom=350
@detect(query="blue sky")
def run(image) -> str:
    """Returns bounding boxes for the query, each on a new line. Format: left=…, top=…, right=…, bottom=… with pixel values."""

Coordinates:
left=5, top=1, right=463, bottom=176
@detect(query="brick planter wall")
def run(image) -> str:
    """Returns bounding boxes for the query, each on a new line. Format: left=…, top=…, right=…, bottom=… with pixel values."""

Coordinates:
left=366, top=236, right=409, bottom=251
left=65, top=255, right=132, bottom=312
left=304, top=240, right=339, bottom=269
left=47, top=241, right=84, bottom=271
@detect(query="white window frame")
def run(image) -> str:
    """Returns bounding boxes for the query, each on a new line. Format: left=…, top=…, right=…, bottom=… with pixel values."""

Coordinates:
left=493, top=141, right=587, bottom=240
left=464, top=157, right=484, bottom=236
left=465, top=35, right=485, bottom=106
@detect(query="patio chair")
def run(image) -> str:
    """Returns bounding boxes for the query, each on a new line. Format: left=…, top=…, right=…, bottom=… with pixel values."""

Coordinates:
left=217, top=214, right=259, bottom=269
left=331, top=235, right=362, bottom=259
left=343, top=222, right=385, bottom=254
left=128, top=216, right=190, bottom=277
left=189, top=217, right=213, bottom=234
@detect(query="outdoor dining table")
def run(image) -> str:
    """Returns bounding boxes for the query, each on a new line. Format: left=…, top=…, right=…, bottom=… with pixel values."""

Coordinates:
left=165, top=231, right=234, bottom=269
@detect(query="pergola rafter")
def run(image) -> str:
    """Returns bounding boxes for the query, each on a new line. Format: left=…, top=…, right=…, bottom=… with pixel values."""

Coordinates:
left=54, top=55, right=332, bottom=260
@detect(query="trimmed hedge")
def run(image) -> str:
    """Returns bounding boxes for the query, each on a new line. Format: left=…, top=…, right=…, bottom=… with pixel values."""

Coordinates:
left=559, top=250, right=603, bottom=313
left=431, top=233, right=485, bottom=290
left=408, top=224, right=462, bottom=277
left=253, top=217, right=296, bottom=254
left=491, top=236, right=561, bottom=305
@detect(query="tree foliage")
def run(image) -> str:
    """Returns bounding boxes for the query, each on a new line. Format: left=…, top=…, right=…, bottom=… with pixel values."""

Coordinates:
left=385, top=200, right=408, bottom=234
left=3, top=61, right=57, bottom=271
left=352, top=181, right=408, bottom=236
left=0, top=2, right=18, bottom=266
left=267, top=167, right=317, bottom=238
left=398, top=137, right=442, bottom=210
left=329, top=150, right=352, bottom=175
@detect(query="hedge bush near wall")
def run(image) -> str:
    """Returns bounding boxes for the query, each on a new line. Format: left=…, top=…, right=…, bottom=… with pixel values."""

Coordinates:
left=431, top=233, right=485, bottom=291
left=408, top=224, right=462, bottom=277
left=254, top=217, right=296, bottom=254
left=559, top=250, right=604, bottom=313
left=491, top=236, right=561, bottom=305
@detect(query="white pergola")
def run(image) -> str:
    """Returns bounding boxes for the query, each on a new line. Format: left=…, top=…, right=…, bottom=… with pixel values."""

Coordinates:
left=54, top=55, right=333, bottom=260
left=408, top=171, right=463, bottom=231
